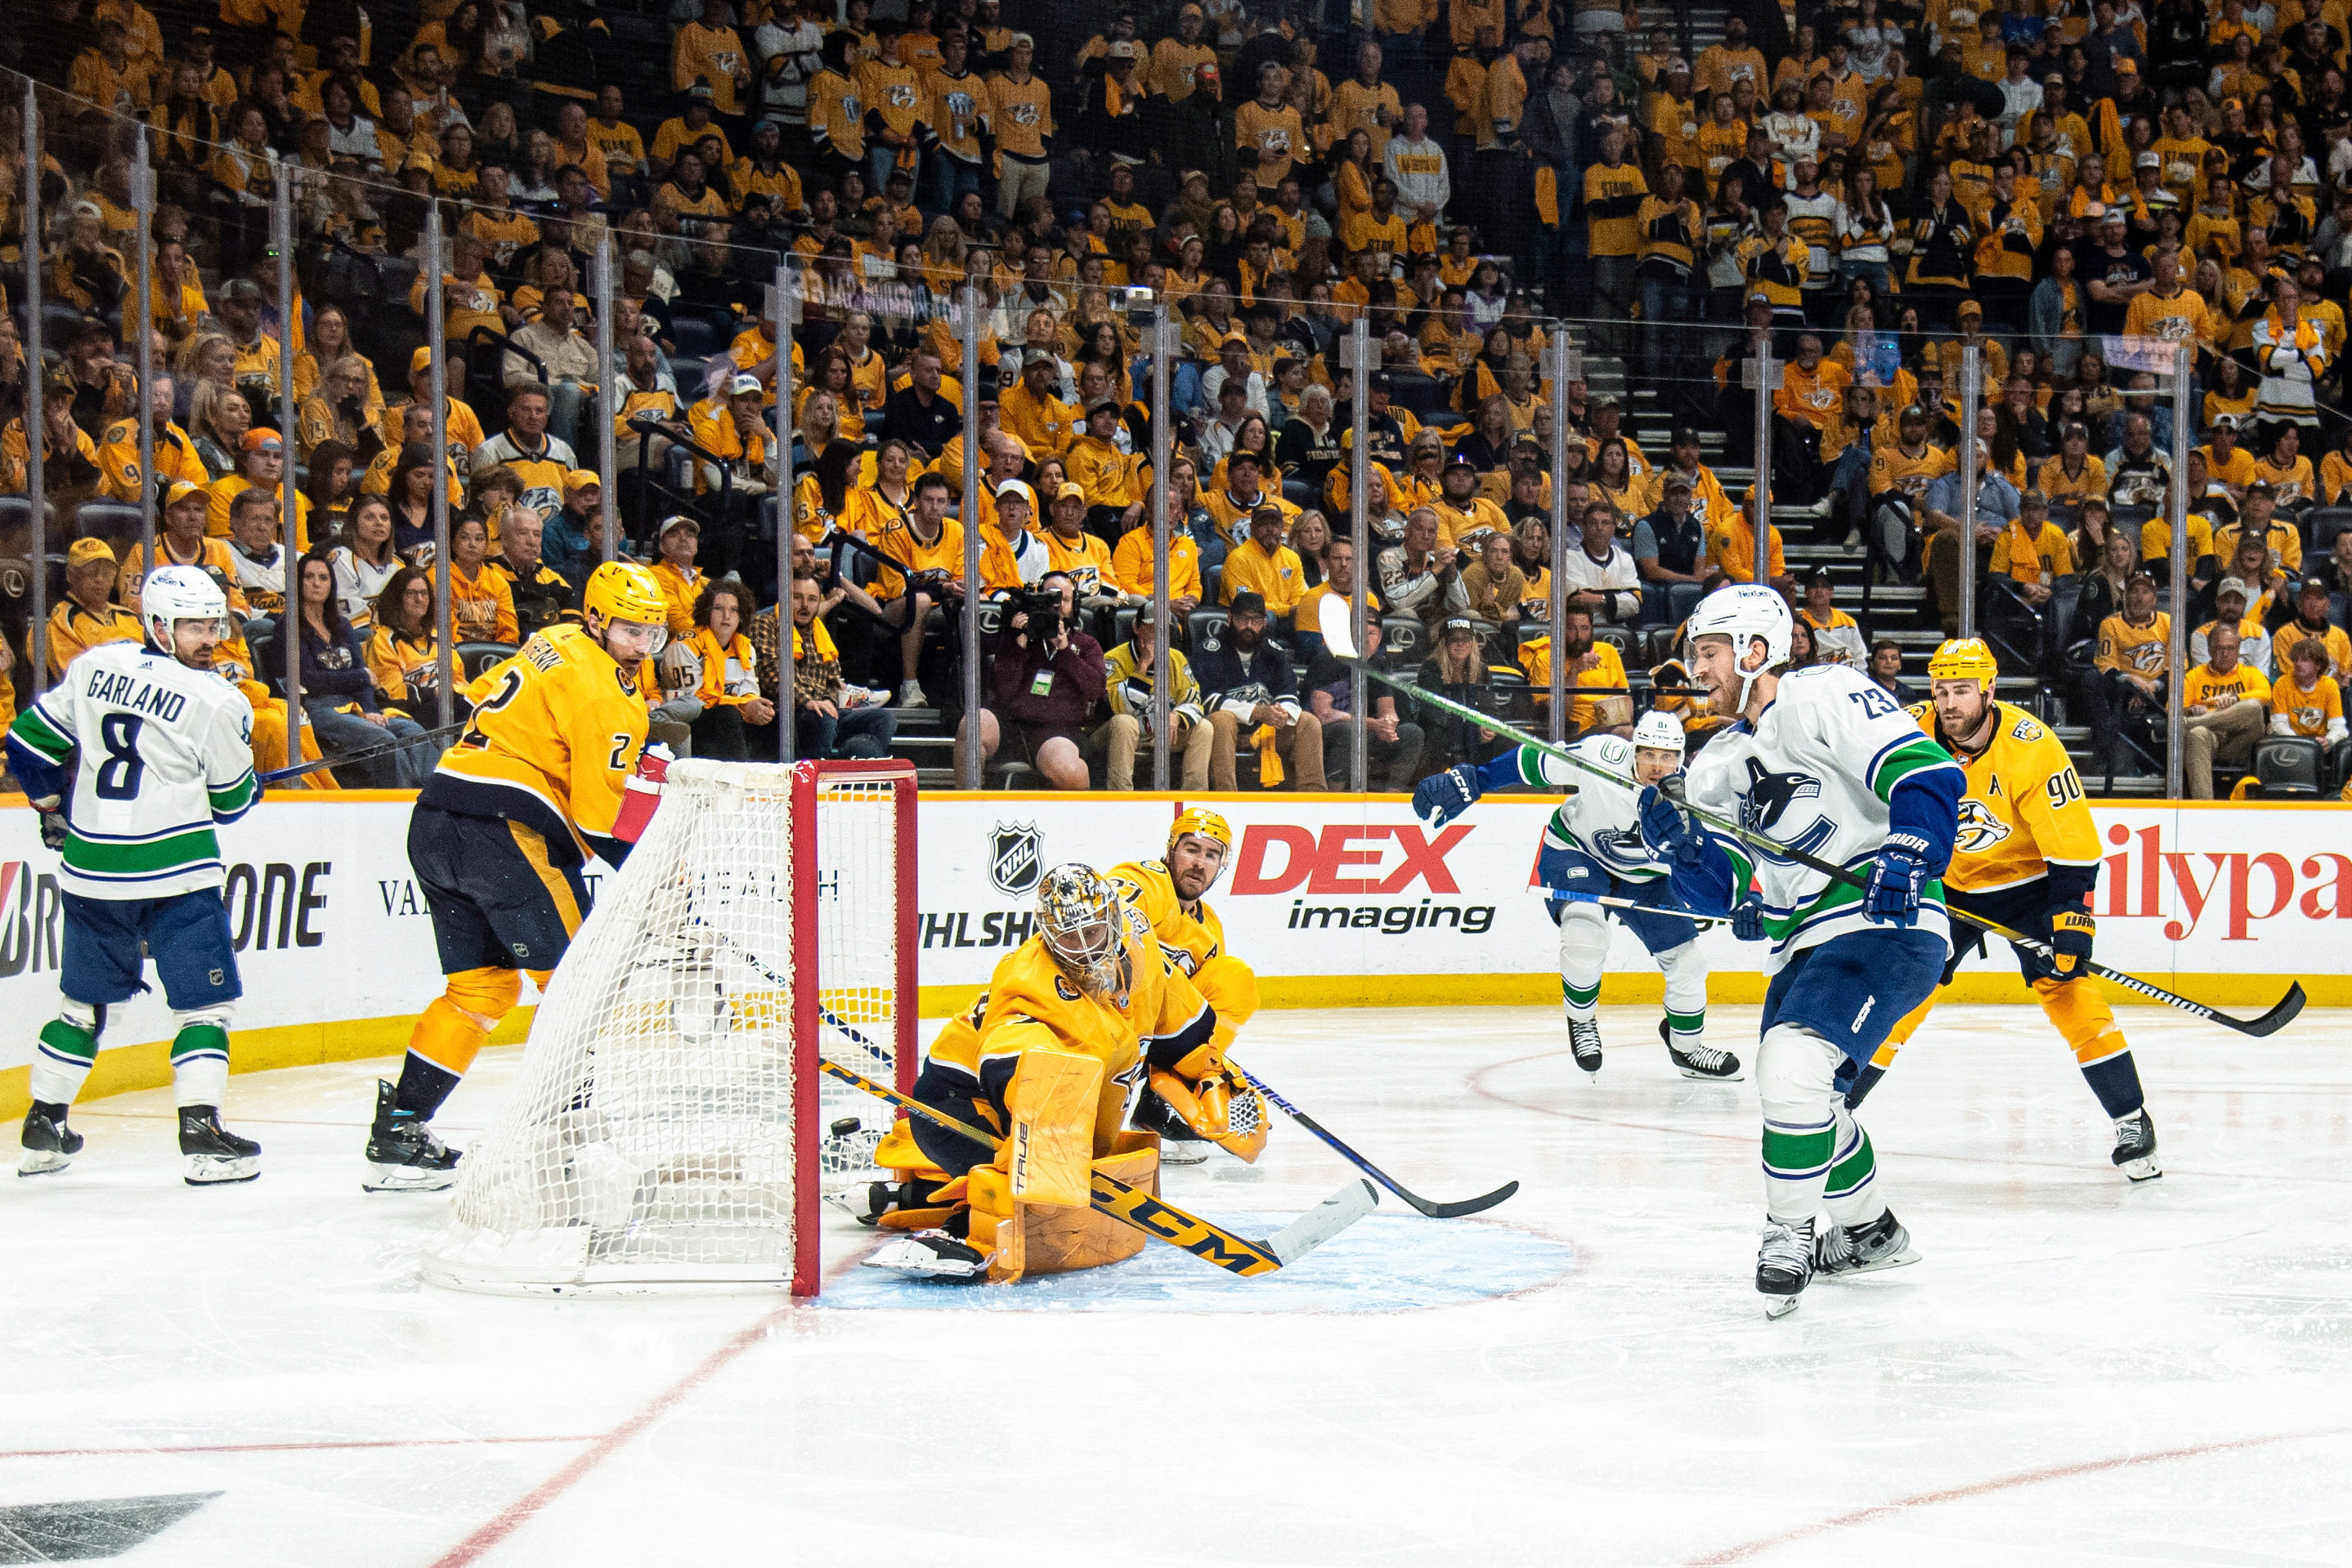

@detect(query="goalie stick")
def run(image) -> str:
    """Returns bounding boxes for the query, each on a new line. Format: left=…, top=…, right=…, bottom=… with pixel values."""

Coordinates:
left=1316, top=595, right=2306, bottom=1039
left=820, top=1060, right=1378, bottom=1275
left=1232, top=1067, right=1518, bottom=1218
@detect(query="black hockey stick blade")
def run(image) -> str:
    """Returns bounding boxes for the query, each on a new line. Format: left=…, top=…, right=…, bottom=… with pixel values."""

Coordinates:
left=1239, top=1066, right=1520, bottom=1218
left=2211, top=979, right=2305, bottom=1037
left=1414, top=1180, right=1522, bottom=1220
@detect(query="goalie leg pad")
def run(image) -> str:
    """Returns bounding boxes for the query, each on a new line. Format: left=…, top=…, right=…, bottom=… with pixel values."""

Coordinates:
left=987, top=1136, right=1159, bottom=1284
left=1007, top=1048, right=1104, bottom=1209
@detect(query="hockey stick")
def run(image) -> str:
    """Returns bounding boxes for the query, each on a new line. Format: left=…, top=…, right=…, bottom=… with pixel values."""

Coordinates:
left=1546, top=889, right=1725, bottom=926
left=1317, top=596, right=2306, bottom=1038
left=1231, top=1066, right=1518, bottom=1218
left=256, top=719, right=468, bottom=784
left=820, top=1059, right=1378, bottom=1275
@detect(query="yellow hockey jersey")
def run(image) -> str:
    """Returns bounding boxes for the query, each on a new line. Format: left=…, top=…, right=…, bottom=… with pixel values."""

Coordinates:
left=934, top=916, right=1214, bottom=1152
left=1107, top=858, right=1226, bottom=976
left=419, top=623, right=650, bottom=866
left=1907, top=700, right=2098, bottom=895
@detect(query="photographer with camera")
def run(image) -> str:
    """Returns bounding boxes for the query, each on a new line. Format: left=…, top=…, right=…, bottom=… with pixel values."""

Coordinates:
left=952, top=571, right=1105, bottom=791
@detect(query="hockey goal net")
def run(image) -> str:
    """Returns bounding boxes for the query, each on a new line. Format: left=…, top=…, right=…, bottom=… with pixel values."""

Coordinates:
left=422, top=759, right=916, bottom=1296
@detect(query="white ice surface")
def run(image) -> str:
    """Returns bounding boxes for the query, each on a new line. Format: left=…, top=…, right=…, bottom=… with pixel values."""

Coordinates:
left=5, top=1004, right=2351, bottom=1566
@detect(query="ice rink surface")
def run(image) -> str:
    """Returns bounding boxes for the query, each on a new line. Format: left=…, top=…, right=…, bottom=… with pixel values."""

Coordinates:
left=6, top=1003, right=2351, bottom=1566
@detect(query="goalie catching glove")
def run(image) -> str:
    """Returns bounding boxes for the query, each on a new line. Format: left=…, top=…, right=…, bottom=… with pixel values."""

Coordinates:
left=1145, top=1042, right=1269, bottom=1163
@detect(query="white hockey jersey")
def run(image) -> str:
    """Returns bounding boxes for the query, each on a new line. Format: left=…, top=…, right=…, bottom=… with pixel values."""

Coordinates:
left=10, top=643, right=260, bottom=899
left=1682, top=662, right=1961, bottom=971
left=1504, top=736, right=1667, bottom=885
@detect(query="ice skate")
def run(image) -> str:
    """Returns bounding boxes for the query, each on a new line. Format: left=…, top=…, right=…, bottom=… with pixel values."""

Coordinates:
left=2112, top=1111, right=2162, bottom=1181
left=19, top=1102, right=83, bottom=1176
left=1813, top=1207, right=1920, bottom=1276
left=862, top=1229, right=991, bottom=1282
left=178, top=1107, right=260, bottom=1185
left=1567, top=1018, right=1602, bottom=1075
left=363, top=1080, right=460, bottom=1193
left=1758, top=1216, right=1814, bottom=1318
left=1659, top=1019, right=1743, bottom=1080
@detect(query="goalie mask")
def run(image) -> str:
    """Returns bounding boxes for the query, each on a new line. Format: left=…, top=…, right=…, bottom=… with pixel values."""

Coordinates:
left=1037, top=863, right=1125, bottom=995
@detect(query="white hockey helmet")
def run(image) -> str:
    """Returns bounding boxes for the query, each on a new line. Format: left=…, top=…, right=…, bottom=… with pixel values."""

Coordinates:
left=1685, top=583, right=1792, bottom=709
left=140, top=565, right=230, bottom=652
left=1632, top=709, right=1686, bottom=755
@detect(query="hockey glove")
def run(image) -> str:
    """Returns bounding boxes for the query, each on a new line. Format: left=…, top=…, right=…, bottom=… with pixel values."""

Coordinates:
left=1863, top=834, right=1931, bottom=928
left=1413, top=763, right=1482, bottom=827
left=31, top=795, right=65, bottom=853
left=1731, top=894, right=1766, bottom=942
left=2050, top=906, right=2095, bottom=979
left=611, top=742, right=674, bottom=845
left=1637, top=777, right=1709, bottom=867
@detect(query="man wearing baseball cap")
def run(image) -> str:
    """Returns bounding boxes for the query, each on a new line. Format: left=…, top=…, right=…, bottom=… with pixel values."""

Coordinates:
left=121, top=480, right=245, bottom=623
left=47, top=539, right=143, bottom=677
left=543, top=470, right=607, bottom=588
left=1001, top=348, right=1079, bottom=458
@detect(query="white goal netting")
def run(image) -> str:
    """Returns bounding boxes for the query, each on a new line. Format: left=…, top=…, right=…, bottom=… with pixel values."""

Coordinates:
left=422, top=759, right=912, bottom=1296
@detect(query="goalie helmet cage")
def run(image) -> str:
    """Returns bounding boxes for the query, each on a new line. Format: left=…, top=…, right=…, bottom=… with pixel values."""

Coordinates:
left=422, top=759, right=917, bottom=1297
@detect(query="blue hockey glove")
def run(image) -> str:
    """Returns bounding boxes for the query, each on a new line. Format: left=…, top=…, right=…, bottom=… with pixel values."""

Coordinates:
left=1413, top=764, right=1482, bottom=827
left=1731, top=894, right=1766, bottom=942
left=1637, top=777, right=1708, bottom=867
left=1863, top=833, right=1930, bottom=927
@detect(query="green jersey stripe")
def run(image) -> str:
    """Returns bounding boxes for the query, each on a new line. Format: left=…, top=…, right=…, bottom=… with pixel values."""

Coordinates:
left=11, top=705, right=73, bottom=760
left=1868, top=738, right=1963, bottom=803
left=62, top=827, right=222, bottom=876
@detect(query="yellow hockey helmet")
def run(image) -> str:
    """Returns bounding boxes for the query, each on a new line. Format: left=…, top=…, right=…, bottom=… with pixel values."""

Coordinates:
left=1167, top=807, right=1234, bottom=858
left=583, top=560, right=671, bottom=644
left=1927, top=637, right=1999, bottom=694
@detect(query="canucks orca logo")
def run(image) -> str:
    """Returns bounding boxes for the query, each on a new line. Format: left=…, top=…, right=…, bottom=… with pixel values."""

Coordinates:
left=1954, top=797, right=2012, bottom=853
left=1738, top=759, right=1835, bottom=862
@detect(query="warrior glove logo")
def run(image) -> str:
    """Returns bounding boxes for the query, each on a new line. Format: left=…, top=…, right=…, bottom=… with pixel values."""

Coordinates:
left=988, top=822, right=1044, bottom=897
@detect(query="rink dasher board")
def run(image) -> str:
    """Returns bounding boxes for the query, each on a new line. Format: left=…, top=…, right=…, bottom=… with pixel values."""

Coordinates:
left=1, top=791, right=2348, bottom=1115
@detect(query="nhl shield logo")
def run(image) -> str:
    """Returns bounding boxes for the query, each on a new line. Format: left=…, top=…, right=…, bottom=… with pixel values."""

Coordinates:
left=988, top=822, right=1043, bottom=897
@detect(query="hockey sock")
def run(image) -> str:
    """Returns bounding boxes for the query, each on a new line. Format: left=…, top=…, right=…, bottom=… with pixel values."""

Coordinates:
left=393, top=1053, right=464, bottom=1120
left=2081, top=1055, right=2148, bottom=1120
left=1656, top=940, right=1706, bottom=1047
left=1758, top=1023, right=1847, bottom=1222
left=167, top=1010, right=233, bottom=1109
left=1557, top=911, right=1609, bottom=1022
left=2034, top=978, right=2142, bottom=1118
left=28, top=1001, right=105, bottom=1108
left=1822, top=1109, right=1888, bottom=1228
